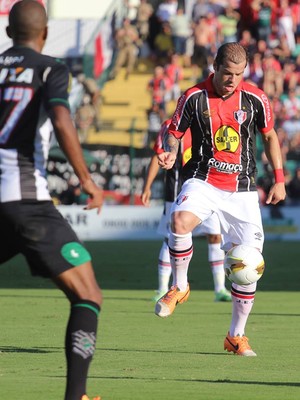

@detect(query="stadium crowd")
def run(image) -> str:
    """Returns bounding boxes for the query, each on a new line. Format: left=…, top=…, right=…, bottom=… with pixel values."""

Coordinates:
left=117, top=0, right=300, bottom=205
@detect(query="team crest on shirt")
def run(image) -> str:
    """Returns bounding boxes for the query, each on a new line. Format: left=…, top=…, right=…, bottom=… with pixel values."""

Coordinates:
left=234, top=110, right=247, bottom=125
left=176, top=194, right=189, bottom=205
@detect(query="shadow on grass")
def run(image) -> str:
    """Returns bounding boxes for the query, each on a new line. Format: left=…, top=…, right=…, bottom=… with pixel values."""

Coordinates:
left=87, top=375, right=300, bottom=388
left=0, top=346, right=61, bottom=354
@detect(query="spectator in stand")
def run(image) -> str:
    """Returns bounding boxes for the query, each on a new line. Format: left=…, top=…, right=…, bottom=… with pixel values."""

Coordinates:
left=153, top=22, right=174, bottom=65
left=110, top=18, right=141, bottom=80
left=262, top=49, right=283, bottom=98
left=282, top=88, right=300, bottom=119
left=191, top=0, right=212, bottom=23
left=282, top=58, right=300, bottom=92
left=239, top=29, right=258, bottom=58
left=156, top=0, right=178, bottom=24
left=169, top=7, right=191, bottom=67
left=190, top=13, right=219, bottom=83
left=136, top=0, right=153, bottom=41
left=272, top=35, right=293, bottom=63
left=146, top=102, right=164, bottom=147
left=244, top=52, right=264, bottom=87
left=125, top=0, right=140, bottom=24
left=147, top=65, right=170, bottom=120
left=77, top=74, right=102, bottom=132
left=217, top=5, right=240, bottom=44
left=277, top=0, right=296, bottom=53
left=164, top=53, right=184, bottom=101
left=254, top=0, right=273, bottom=43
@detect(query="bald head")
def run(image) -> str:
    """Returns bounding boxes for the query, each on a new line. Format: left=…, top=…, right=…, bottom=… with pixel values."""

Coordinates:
left=7, top=0, right=47, bottom=45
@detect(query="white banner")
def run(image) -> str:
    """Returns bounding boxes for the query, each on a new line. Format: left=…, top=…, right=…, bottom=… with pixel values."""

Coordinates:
left=56, top=205, right=300, bottom=241
left=57, top=205, right=163, bottom=241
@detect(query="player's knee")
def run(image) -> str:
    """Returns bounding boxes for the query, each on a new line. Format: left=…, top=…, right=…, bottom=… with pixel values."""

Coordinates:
left=171, top=212, right=196, bottom=235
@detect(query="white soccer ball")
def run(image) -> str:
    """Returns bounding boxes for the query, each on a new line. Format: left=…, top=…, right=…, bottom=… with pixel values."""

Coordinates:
left=224, top=245, right=265, bottom=285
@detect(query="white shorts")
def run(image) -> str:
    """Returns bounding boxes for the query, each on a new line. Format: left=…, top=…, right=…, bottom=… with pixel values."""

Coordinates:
left=157, top=200, right=221, bottom=238
left=170, top=178, right=264, bottom=252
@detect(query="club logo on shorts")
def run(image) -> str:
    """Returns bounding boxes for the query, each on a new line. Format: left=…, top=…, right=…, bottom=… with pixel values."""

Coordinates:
left=214, top=126, right=239, bottom=152
left=176, top=194, right=189, bottom=205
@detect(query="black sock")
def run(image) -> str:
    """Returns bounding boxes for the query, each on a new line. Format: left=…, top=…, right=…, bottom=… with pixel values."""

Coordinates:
left=64, top=300, right=100, bottom=400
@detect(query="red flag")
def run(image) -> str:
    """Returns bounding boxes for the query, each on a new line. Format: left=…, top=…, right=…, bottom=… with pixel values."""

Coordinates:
left=94, top=34, right=104, bottom=79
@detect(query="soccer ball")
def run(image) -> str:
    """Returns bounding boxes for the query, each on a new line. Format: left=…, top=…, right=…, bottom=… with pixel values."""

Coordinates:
left=224, top=245, right=265, bottom=285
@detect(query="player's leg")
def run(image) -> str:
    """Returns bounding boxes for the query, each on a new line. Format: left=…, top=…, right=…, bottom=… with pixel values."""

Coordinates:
left=19, top=202, right=102, bottom=400
left=153, top=237, right=172, bottom=301
left=155, top=215, right=196, bottom=317
left=219, top=191, right=264, bottom=356
left=53, top=262, right=102, bottom=400
left=195, top=213, right=231, bottom=301
left=154, top=202, right=173, bottom=301
left=206, top=234, right=231, bottom=302
left=155, top=181, right=208, bottom=318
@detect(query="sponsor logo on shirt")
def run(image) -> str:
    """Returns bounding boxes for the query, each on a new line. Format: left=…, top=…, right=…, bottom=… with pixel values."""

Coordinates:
left=207, top=158, right=243, bottom=174
left=214, top=126, right=239, bottom=152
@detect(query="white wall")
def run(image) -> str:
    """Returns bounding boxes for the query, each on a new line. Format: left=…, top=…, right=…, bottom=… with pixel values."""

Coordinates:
left=48, top=0, right=115, bottom=19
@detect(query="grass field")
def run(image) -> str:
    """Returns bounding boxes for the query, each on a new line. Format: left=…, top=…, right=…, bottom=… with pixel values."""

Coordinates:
left=1, top=239, right=300, bottom=400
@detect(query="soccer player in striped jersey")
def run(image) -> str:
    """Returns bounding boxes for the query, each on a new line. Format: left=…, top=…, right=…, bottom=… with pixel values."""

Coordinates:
left=155, top=42, right=286, bottom=356
left=0, top=2, right=102, bottom=399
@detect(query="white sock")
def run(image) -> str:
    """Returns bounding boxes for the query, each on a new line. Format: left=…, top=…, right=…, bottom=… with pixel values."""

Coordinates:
left=229, top=282, right=257, bottom=337
left=168, top=231, right=193, bottom=291
left=208, top=243, right=226, bottom=293
left=158, top=240, right=172, bottom=293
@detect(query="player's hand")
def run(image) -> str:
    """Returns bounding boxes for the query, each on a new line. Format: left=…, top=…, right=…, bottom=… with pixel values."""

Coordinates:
left=141, top=189, right=151, bottom=206
left=81, top=179, right=103, bottom=214
left=265, top=182, right=286, bottom=205
left=157, top=152, right=176, bottom=170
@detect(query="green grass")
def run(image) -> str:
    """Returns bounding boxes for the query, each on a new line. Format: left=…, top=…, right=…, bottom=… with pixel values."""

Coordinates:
left=1, top=240, right=300, bottom=400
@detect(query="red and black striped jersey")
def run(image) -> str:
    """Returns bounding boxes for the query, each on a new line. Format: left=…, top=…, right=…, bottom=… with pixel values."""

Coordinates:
left=168, top=74, right=274, bottom=192
left=0, top=46, right=71, bottom=202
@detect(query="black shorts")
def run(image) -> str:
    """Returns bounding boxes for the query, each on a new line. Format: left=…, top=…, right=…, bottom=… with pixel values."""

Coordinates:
left=0, top=201, right=91, bottom=278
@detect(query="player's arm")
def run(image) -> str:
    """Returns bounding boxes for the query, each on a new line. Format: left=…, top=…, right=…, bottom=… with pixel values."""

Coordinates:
left=49, top=105, right=103, bottom=213
left=157, top=134, right=179, bottom=170
left=141, top=154, right=161, bottom=206
left=261, top=128, right=286, bottom=205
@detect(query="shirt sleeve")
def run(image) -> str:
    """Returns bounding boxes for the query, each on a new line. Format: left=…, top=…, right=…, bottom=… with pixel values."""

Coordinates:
left=43, top=61, right=71, bottom=110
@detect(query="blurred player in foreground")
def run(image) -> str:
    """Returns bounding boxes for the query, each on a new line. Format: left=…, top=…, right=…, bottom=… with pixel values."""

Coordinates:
left=156, top=43, right=286, bottom=356
left=141, top=119, right=231, bottom=302
left=0, top=2, right=102, bottom=399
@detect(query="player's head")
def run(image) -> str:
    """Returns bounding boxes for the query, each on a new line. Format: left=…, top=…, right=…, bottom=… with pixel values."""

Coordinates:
left=6, top=0, right=48, bottom=50
left=213, top=42, right=248, bottom=97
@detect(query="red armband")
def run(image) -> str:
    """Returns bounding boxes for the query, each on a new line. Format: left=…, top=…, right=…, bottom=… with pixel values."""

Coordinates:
left=273, top=169, right=285, bottom=183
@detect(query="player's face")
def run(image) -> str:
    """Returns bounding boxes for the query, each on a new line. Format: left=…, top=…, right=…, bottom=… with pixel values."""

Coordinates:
left=213, top=60, right=246, bottom=97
